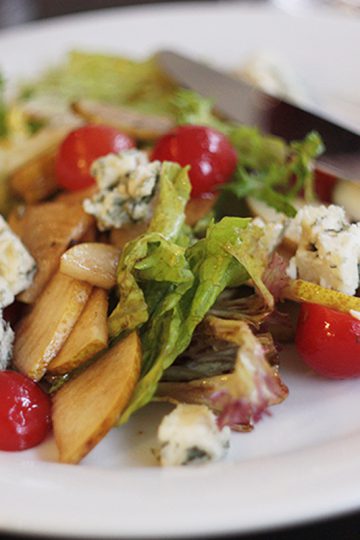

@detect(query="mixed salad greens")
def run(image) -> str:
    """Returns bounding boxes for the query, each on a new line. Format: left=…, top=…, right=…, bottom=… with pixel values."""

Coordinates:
left=0, top=51, right=359, bottom=466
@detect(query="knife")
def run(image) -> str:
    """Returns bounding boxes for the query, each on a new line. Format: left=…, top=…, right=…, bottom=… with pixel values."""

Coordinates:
left=156, top=50, right=360, bottom=182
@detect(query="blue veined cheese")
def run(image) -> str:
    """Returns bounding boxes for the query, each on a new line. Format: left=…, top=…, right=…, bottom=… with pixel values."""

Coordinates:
left=0, top=215, right=36, bottom=296
left=0, top=276, right=14, bottom=309
left=0, top=315, right=14, bottom=370
left=83, top=149, right=161, bottom=231
left=287, top=205, right=360, bottom=295
left=158, top=404, right=230, bottom=466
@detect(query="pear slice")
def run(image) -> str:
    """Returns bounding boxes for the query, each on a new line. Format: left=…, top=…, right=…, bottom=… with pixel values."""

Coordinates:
left=283, top=279, right=360, bottom=314
left=48, top=288, right=108, bottom=375
left=10, top=146, right=58, bottom=204
left=72, top=99, right=174, bottom=140
left=52, top=332, right=141, bottom=464
left=13, top=272, right=92, bottom=380
left=16, top=201, right=94, bottom=303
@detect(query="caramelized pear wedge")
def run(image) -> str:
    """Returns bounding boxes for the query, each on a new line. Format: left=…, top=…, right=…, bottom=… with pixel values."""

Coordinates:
left=110, top=222, right=148, bottom=249
left=52, top=332, right=141, bottom=464
left=283, top=279, right=360, bottom=314
left=10, top=146, right=58, bottom=204
left=48, top=288, right=108, bottom=375
left=16, top=201, right=94, bottom=303
left=13, top=272, right=92, bottom=381
left=72, top=99, right=174, bottom=141
left=60, top=243, right=120, bottom=289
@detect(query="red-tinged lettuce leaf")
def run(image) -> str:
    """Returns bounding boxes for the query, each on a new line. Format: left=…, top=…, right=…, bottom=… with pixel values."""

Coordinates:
left=157, top=317, right=288, bottom=431
left=263, top=251, right=291, bottom=301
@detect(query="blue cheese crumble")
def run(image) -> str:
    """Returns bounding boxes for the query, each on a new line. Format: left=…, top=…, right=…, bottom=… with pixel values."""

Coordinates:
left=0, top=215, right=36, bottom=296
left=158, top=404, right=230, bottom=466
left=0, top=317, right=14, bottom=370
left=0, top=217, right=36, bottom=369
left=287, top=205, right=360, bottom=295
left=83, top=150, right=161, bottom=231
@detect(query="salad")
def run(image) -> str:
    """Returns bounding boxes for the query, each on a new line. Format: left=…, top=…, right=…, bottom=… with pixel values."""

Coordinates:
left=0, top=51, right=359, bottom=466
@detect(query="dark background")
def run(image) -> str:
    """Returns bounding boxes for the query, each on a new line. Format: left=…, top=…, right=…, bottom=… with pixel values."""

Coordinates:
left=0, top=0, right=360, bottom=539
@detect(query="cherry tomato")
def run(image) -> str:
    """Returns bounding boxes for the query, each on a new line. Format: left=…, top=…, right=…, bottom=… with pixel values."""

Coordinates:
left=0, top=371, right=51, bottom=451
left=56, top=124, right=135, bottom=191
left=151, top=125, right=237, bottom=197
left=296, top=303, right=360, bottom=379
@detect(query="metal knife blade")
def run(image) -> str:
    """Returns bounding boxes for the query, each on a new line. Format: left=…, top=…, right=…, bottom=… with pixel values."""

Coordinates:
left=156, top=50, right=360, bottom=182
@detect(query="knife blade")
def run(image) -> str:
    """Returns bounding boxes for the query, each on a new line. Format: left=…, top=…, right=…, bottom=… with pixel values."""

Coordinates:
left=156, top=50, right=360, bottom=182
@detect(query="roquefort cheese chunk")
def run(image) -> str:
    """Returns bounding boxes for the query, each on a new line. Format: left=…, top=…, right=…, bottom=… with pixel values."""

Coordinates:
left=287, top=205, right=360, bottom=295
left=83, top=149, right=161, bottom=231
left=0, top=215, right=36, bottom=296
left=158, top=404, right=230, bottom=466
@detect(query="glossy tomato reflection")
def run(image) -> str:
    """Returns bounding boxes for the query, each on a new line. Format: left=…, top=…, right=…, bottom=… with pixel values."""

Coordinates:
left=296, top=303, right=360, bottom=379
left=56, top=124, right=135, bottom=191
left=0, top=371, right=51, bottom=451
left=152, top=125, right=237, bottom=197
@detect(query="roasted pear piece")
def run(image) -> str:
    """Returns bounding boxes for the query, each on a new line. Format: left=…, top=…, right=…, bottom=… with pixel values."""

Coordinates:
left=13, top=272, right=92, bottom=380
left=52, top=332, right=141, bottom=464
left=48, top=288, right=108, bottom=375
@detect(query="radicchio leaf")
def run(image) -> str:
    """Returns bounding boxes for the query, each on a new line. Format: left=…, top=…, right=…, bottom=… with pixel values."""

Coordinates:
left=157, top=317, right=288, bottom=431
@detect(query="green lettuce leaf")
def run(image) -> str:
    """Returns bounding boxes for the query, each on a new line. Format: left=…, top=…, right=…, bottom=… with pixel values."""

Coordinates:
left=148, top=161, right=191, bottom=240
left=118, top=217, right=261, bottom=424
left=19, top=51, right=177, bottom=116
left=108, top=162, right=192, bottom=337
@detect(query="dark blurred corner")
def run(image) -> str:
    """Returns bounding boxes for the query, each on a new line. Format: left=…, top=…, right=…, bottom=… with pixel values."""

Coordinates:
left=0, top=0, right=262, bottom=29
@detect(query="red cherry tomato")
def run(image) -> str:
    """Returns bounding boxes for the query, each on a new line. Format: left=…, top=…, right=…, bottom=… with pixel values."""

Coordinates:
left=151, top=125, right=237, bottom=197
left=296, top=303, right=360, bottom=379
left=0, top=371, right=51, bottom=451
left=56, top=124, right=135, bottom=191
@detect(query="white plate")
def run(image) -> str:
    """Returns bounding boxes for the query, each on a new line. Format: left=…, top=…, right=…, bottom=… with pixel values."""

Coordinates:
left=0, top=3, right=360, bottom=538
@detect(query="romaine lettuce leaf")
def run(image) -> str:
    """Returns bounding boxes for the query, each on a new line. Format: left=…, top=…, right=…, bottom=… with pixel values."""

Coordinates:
left=148, top=161, right=191, bottom=240
left=117, top=217, right=267, bottom=425
left=108, top=161, right=193, bottom=337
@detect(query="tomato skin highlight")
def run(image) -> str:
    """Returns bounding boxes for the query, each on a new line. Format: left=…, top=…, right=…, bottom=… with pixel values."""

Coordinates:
left=56, top=124, right=135, bottom=191
left=151, top=125, right=237, bottom=197
left=295, top=303, right=360, bottom=379
left=0, top=371, right=51, bottom=451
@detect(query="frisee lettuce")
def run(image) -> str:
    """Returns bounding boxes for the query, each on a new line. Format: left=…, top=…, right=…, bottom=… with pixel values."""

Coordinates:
left=172, top=89, right=324, bottom=217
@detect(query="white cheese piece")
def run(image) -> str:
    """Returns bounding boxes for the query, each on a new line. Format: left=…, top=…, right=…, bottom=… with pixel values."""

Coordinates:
left=83, top=149, right=161, bottom=231
left=287, top=205, right=360, bottom=295
left=158, top=404, right=230, bottom=467
left=252, top=217, right=284, bottom=254
left=0, top=315, right=14, bottom=370
left=0, top=215, right=36, bottom=296
left=0, top=276, right=14, bottom=309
